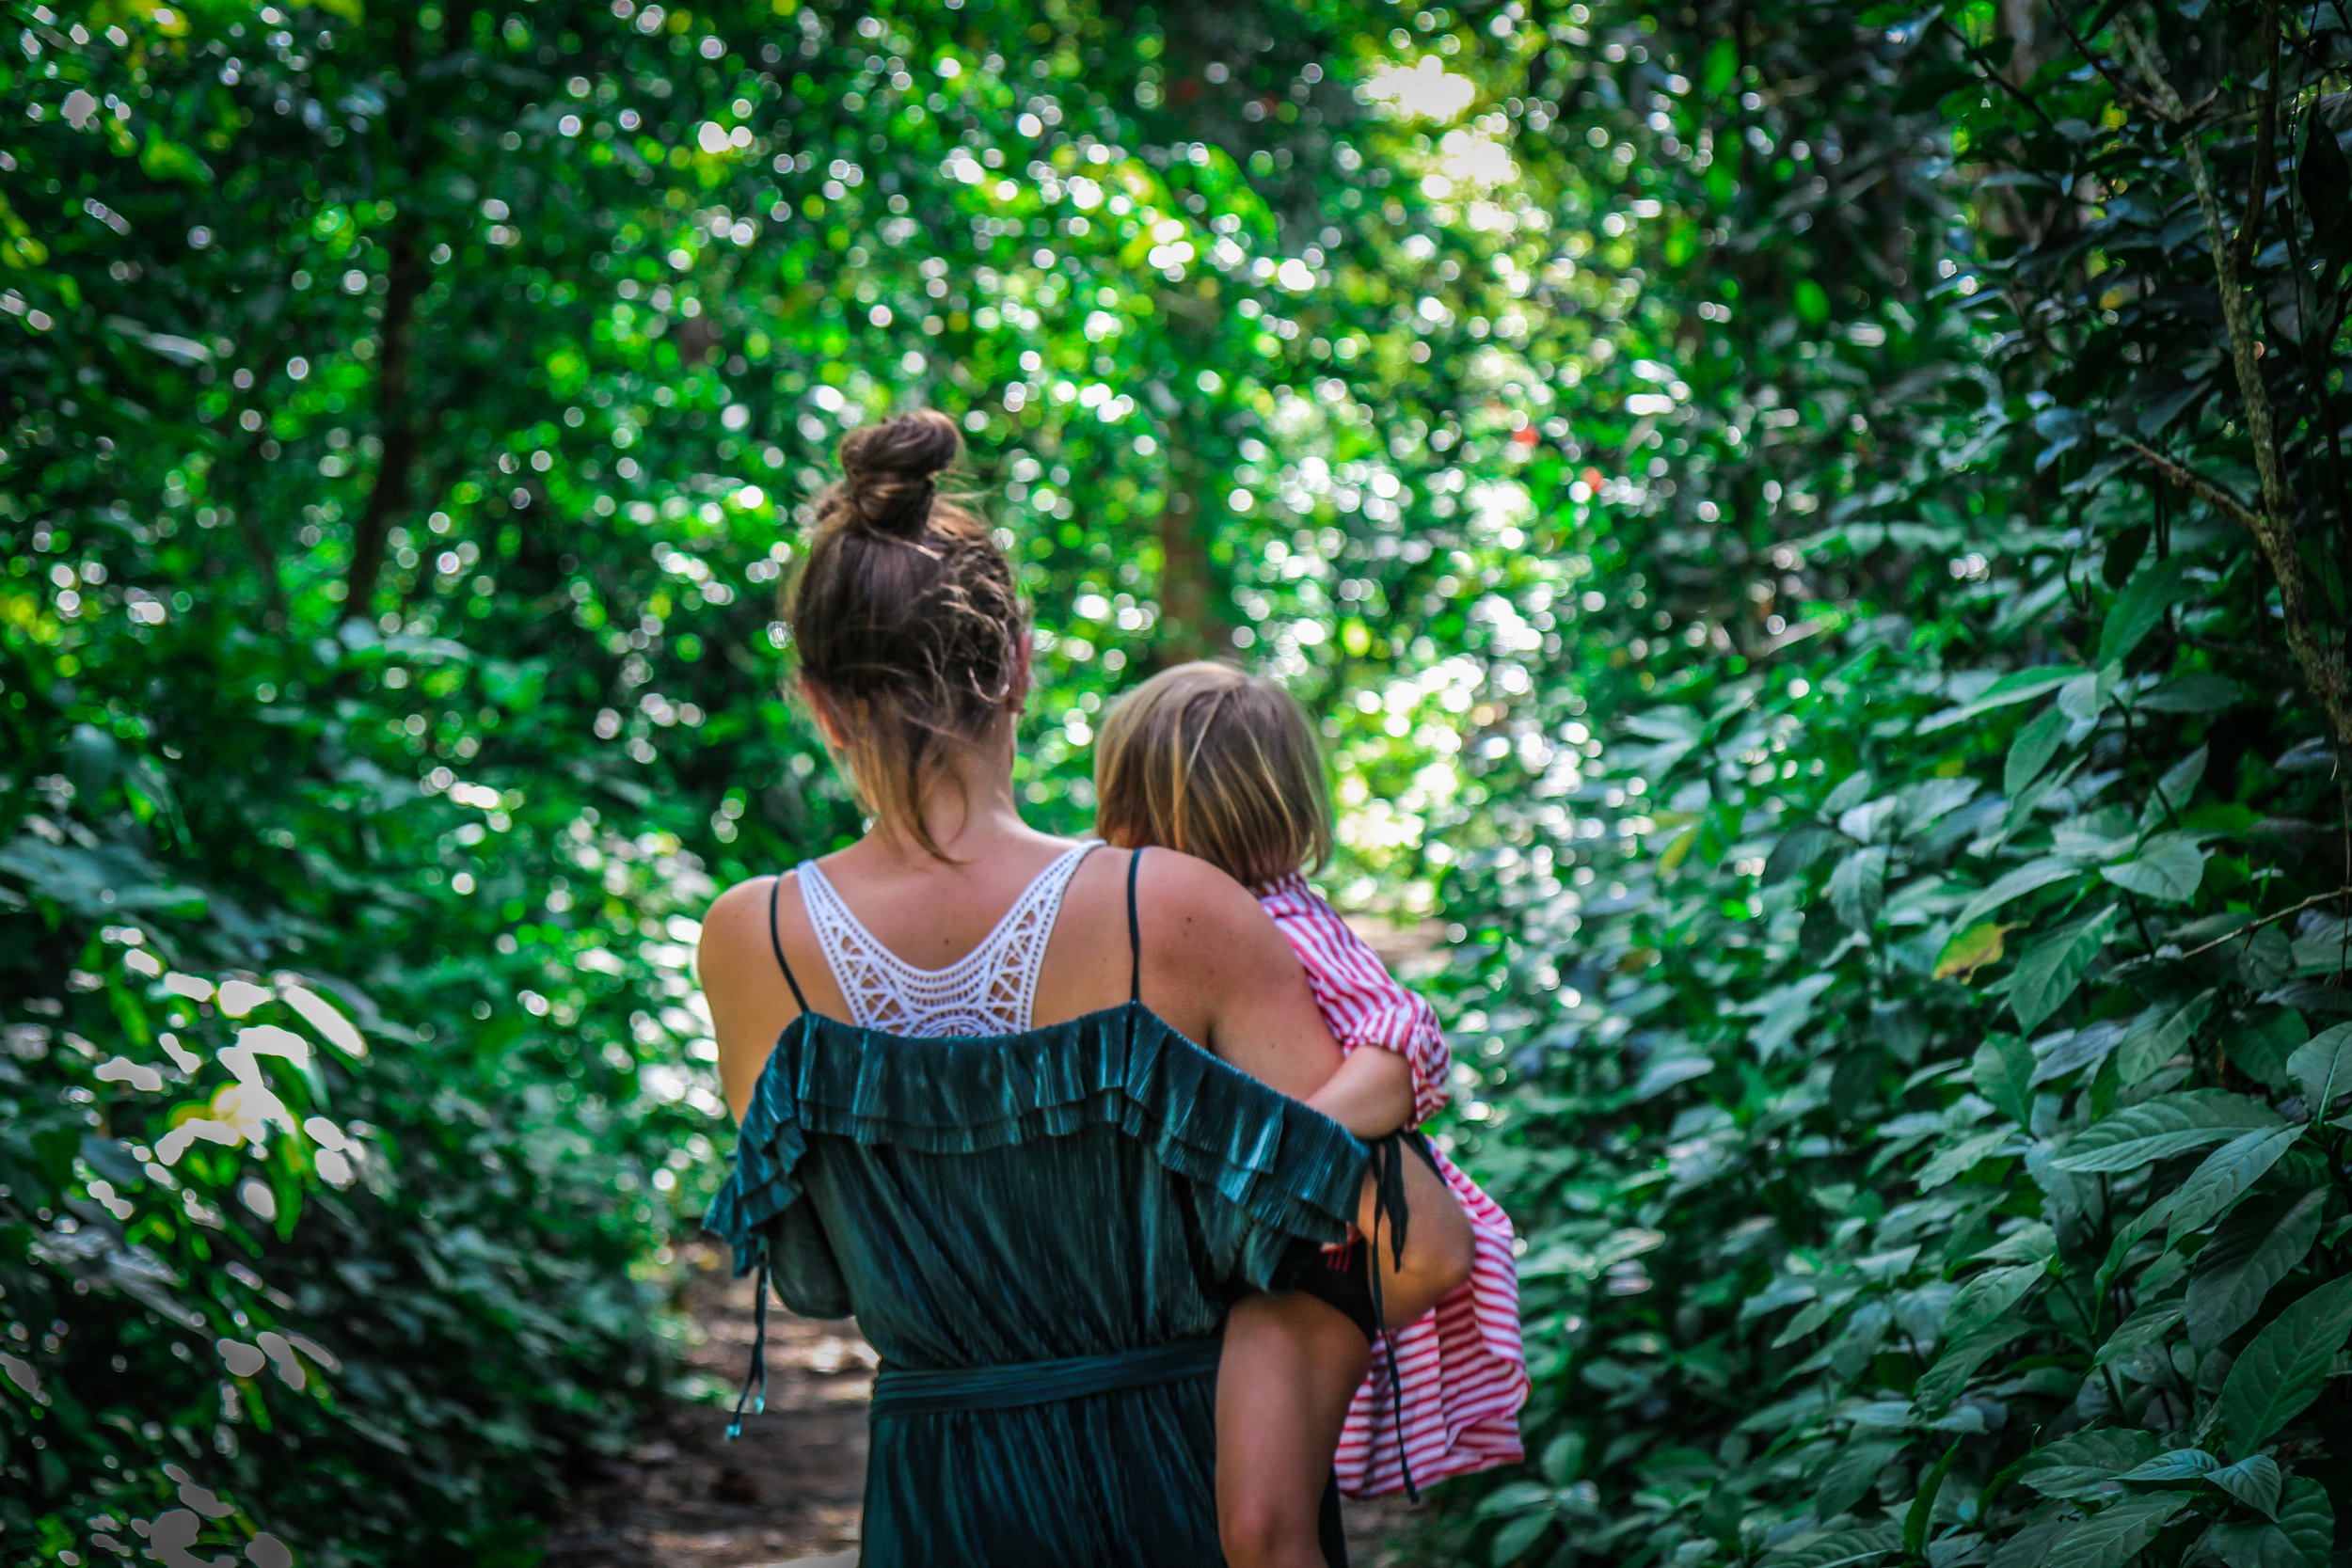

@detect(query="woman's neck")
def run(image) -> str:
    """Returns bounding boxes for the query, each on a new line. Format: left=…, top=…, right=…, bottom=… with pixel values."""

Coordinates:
left=861, top=723, right=1041, bottom=866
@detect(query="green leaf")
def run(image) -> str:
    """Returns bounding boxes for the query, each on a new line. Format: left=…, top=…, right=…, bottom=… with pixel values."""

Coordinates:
left=2208, top=1522, right=2305, bottom=1568
left=1814, top=1439, right=1904, bottom=1521
left=2189, top=1190, right=2328, bottom=1354
left=2118, top=990, right=2218, bottom=1085
left=2114, top=1449, right=2217, bottom=1482
left=2044, top=1491, right=2195, bottom=1568
left=2227, top=1007, right=2309, bottom=1089
left=1917, top=667, right=2090, bottom=735
left=2010, top=907, right=2121, bottom=1032
left=1764, top=1524, right=1903, bottom=1568
left=2138, top=673, right=2243, bottom=712
left=2019, top=1430, right=2161, bottom=1499
left=2165, top=1124, right=2302, bottom=1244
left=1488, top=1507, right=1554, bottom=1564
left=2094, top=1299, right=2186, bottom=1369
left=2006, top=704, right=2070, bottom=799
left=2139, top=745, right=2208, bottom=830
left=2099, top=555, right=2191, bottom=666
left=1763, top=822, right=1841, bottom=886
left=1795, top=277, right=1831, bottom=326
left=1915, top=1126, right=2014, bottom=1190
left=2053, top=1090, right=2281, bottom=1173
left=2205, top=1454, right=2281, bottom=1519
left=1475, top=1480, right=1559, bottom=1518
left=1945, top=1262, right=2046, bottom=1344
left=2102, top=832, right=2211, bottom=903
left=1904, top=1440, right=1961, bottom=1556
left=1829, top=846, right=1890, bottom=932
left=2221, top=1275, right=2352, bottom=1452
left=1990, top=1519, right=2073, bottom=1568
left=2276, top=1476, right=2333, bottom=1568
left=1914, top=1322, right=2028, bottom=1416
left=1701, top=34, right=1740, bottom=93
left=2284, top=1022, right=2352, bottom=1111
left=1971, top=1032, right=2036, bottom=1123
left=1953, top=858, right=2081, bottom=933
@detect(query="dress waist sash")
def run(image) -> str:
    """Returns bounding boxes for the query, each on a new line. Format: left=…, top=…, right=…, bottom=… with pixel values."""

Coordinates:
left=868, top=1336, right=1222, bottom=1418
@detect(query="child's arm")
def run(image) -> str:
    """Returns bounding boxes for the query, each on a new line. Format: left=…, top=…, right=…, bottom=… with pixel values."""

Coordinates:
left=1263, top=881, right=1454, bottom=1128
left=1304, top=1045, right=1415, bottom=1139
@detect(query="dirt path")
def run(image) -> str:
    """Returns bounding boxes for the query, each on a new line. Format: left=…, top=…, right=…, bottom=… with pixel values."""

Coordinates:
left=541, top=1245, right=1418, bottom=1566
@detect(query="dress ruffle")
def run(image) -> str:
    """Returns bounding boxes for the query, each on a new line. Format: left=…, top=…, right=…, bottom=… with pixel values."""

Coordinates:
left=704, top=1001, right=1368, bottom=1289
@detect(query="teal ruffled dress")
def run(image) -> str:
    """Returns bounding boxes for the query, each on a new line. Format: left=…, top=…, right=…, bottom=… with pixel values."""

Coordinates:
left=704, top=857, right=1370, bottom=1566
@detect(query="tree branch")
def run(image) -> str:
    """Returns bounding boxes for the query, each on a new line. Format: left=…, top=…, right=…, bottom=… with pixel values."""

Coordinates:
left=2233, top=0, right=2282, bottom=273
left=2176, top=887, right=2352, bottom=959
left=2115, top=15, right=2352, bottom=747
left=2121, top=438, right=2263, bottom=531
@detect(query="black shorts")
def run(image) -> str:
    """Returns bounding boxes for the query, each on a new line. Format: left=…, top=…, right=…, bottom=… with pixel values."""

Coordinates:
left=1292, top=1238, right=1379, bottom=1344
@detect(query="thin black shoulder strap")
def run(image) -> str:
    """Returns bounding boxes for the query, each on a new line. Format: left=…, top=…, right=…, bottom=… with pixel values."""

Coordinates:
left=1126, top=847, right=1144, bottom=1006
left=767, top=872, right=810, bottom=1012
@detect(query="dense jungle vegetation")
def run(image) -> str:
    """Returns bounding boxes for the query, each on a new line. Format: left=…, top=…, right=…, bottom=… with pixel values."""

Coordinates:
left=4, top=0, right=2349, bottom=1564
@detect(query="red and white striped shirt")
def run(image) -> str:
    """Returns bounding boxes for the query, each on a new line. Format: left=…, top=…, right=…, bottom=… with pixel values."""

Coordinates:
left=1258, top=875, right=1527, bottom=1498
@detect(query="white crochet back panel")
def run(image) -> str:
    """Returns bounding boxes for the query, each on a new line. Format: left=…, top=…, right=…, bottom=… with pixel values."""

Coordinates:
left=795, top=841, right=1100, bottom=1037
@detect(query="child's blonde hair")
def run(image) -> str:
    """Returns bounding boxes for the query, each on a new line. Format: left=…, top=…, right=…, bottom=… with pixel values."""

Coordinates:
left=1092, top=661, right=1333, bottom=891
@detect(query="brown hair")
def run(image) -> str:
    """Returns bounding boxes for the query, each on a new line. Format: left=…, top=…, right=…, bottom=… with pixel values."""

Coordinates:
left=1093, top=661, right=1333, bottom=891
left=786, top=409, right=1025, bottom=860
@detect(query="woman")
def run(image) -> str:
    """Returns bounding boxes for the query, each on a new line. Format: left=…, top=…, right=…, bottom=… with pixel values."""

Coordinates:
left=697, top=410, right=1470, bottom=1567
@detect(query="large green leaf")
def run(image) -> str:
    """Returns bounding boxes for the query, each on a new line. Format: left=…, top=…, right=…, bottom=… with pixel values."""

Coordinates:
left=1829, top=845, right=1890, bottom=931
left=2098, top=555, right=2191, bottom=666
left=2101, top=832, right=2210, bottom=903
left=2020, top=1430, right=2163, bottom=1500
left=2043, top=1492, right=2195, bottom=1568
left=2164, top=1123, right=2301, bottom=1243
left=2220, top=1275, right=2352, bottom=1452
left=1952, top=857, right=2081, bottom=932
left=2189, top=1190, right=2328, bottom=1354
left=2205, top=1454, right=2281, bottom=1519
left=2005, top=703, right=2071, bottom=799
left=1917, top=667, right=2090, bottom=734
left=2276, top=1477, right=2334, bottom=1568
left=1764, top=1524, right=1904, bottom=1568
left=2284, top=1022, right=2352, bottom=1111
left=1914, top=1322, right=2029, bottom=1416
left=1813, top=1439, right=1905, bottom=1522
left=2114, top=1449, right=2217, bottom=1482
left=2094, top=1299, right=2186, bottom=1369
left=2053, top=1090, right=2282, bottom=1173
left=2010, top=906, right=2121, bottom=1032
left=1944, top=1262, right=2046, bottom=1343
left=2117, top=990, right=2217, bottom=1085
left=1971, top=1032, right=2035, bottom=1124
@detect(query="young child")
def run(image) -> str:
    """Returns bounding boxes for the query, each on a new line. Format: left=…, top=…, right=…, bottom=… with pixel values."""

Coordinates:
left=1095, top=661, right=1527, bottom=1566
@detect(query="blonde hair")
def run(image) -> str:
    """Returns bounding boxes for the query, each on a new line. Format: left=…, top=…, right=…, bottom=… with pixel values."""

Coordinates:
left=1093, top=661, right=1333, bottom=891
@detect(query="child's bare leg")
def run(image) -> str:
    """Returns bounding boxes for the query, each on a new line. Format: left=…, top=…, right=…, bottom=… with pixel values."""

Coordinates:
left=1217, top=1291, right=1371, bottom=1568
left=1359, top=1143, right=1475, bottom=1327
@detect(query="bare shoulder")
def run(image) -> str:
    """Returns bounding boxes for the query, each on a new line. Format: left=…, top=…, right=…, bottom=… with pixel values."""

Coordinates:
left=1134, top=848, right=1298, bottom=981
left=698, top=873, right=783, bottom=977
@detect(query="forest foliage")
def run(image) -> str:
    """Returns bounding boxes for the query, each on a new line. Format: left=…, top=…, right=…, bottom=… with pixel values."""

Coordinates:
left=3, top=0, right=2349, bottom=1566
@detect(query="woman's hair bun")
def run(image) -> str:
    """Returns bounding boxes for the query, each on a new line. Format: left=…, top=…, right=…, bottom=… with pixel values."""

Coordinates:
left=836, top=408, right=961, bottom=539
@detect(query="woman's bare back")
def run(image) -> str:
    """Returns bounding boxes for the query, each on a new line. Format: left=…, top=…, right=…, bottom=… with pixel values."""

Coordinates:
left=700, top=831, right=1344, bottom=1122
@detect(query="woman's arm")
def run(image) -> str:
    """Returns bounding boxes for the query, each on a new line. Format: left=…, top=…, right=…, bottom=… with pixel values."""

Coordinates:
left=698, top=874, right=806, bottom=1123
